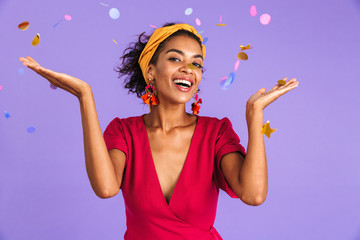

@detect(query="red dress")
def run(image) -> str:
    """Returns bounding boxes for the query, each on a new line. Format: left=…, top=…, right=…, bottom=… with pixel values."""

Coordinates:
left=103, top=114, right=246, bottom=240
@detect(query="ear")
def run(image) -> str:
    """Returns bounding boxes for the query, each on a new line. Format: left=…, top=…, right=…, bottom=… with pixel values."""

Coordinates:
left=145, top=64, right=155, bottom=81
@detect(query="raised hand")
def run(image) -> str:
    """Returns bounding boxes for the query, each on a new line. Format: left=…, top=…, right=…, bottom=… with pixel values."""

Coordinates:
left=246, top=77, right=299, bottom=113
left=19, top=56, right=91, bottom=99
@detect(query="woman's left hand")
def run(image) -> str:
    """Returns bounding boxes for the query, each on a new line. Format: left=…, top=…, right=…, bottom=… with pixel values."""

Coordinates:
left=246, top=77, right=299, bottom=114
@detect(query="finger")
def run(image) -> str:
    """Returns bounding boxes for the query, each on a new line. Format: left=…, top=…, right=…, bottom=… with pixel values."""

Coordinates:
left=257, top=88, right=267, bottom=95
left=26, top=56, right=40, bottom=66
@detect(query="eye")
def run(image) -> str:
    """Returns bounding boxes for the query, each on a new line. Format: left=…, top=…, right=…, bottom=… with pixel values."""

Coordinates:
left=192, top=63, right=203, bottom=69
left=169, top=57, right=180, bottom=62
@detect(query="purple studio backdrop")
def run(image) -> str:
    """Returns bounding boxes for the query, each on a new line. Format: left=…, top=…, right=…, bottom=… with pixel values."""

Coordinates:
left=1, top=0, right=360, bottom=239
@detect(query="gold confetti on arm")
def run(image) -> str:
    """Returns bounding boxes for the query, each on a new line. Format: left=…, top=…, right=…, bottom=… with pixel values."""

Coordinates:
left=32, top=33, right=40, bottom=46
left=216, top=23, right=226, bottom=26
left=261, top=121, right=277, bottom=138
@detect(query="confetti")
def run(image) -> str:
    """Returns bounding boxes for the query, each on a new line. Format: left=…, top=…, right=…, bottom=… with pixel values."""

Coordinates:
left=4, top=111, right=10, bottom=119
left=50, top=83, right=57, bottom=89
left=18, top=68, right=24, bottom=75
left=260, top=13, right=271, bottom=25
left=100, top=2, right=109, bottom=6
left=112, top=39, right=118, bottom=44
left=277, top=79, right=286, bottom=86
left=32, top=33, right=40, bottom=46
left=149, top=24, right=157, bottom=28
left=109, top=8, right=120, bottom=19
left=234, top=59, right=240, bottom=71
left=261, top=121, right=277, bottom=138
left=18, top=21, right=29, bottom=30
left=27, top=126, right=36, bottom=133
left=185, top=8, right=193, bottom=15
left=53, top=19, right=64, bottom=28
left=64, top=15, right=72, bottom=21
left=219, top=15, right=222, bottom=22
left=250, top=5, right=257, bottom=17
left=237, top=52, right=248, bottom=60
left=195, top=18, right=201, bottom=26
left=202, top=37, right=208, bottom=45
left=0, top=85, right=2, bottom=91
left=220, top=72, right=235, bottom=90
left=240, top=44, right=252, bottom=50
left=216, top=23, right=226, bottom=26
left=187, top=63, right=198, bottom=70
left=197, top=30, right=204, bottom=34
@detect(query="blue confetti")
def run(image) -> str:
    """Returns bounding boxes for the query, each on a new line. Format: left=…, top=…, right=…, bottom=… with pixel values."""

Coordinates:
left=18, top=68, right=24, bottom=75
left=4, top=111, right=10, bottom=118
left=109, top=8, right=120, bottom=19
left=185, top=8, right=193, bottom=15
left=53, top=19, right=64, bottom=28
left=27, top=126, right=36, bottom=133
left=220, top=72, right=235, bottom=90
left=202, top=37, right=208, bottom=45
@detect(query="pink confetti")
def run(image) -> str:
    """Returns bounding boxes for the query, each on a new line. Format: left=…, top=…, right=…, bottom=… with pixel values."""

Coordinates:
left=234, top=59, right=240, bottom=71
left=195, top=18, right=201, bottom=26
left=64, top=15, right=72, bottom=21
left=0, top=85, right=3, bottom=91
left=149, top=24, right=157, bottom=28
left=220, top=15, right=222, bottom=22
left=250, top=5, right=257, bottom=17
left=260, top=13, right=271, bottom=25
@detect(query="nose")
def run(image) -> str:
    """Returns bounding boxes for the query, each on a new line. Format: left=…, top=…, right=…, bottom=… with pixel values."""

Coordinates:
left=179, top=62, right=193, bottom=74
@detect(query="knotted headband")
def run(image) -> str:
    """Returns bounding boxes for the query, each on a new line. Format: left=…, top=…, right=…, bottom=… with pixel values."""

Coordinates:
left=138, top=23, right=206, bottom=85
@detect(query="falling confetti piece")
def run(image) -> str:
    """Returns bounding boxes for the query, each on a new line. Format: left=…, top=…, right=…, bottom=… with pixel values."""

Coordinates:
left=50, top=83, right=57, bottom=89
left=197, top=30, right=204, bottom=34
left=149, top=24, right=157, bottom=28
left=18, top=21, right=29, bottom=30
left=277, top=79, right=286, bottom=86
left=0, top=85, right=3, bottom=91
left=187, top=63, right=198, bottom=70
left=112, top=39, right=118, bottom=44
left=202, top=37, right=208, bottom=45
left=18, top=68, right=24, bottom=75
left=220, top=15, right=222, bottom=22
left=220, top=72, right=235, bottom=90
left=234, top=59, right=240, bottom=71
left=109, top=8, right=120, bottom=19
left=261, top=121, right=277, bottom=138
left=32, top=33, right=40, bottom=46
left=100, top=2, right=109, bottom=6
left=27, top=126, right=36, bottom=133
left=4, top=111, right=10, bottom=119
left=250, top=5, right=257, bottom=17
left=260, top=13, right=271, bottom=25
left=195, top=18, right=201, bottom=26
left=53, top=19, right=64, bottom=28
left=185, top=8, right=193, bottom=15
left=64, top=15, right=72, bottom=21
left=240, top=44, right=252, bottom=50
left=237, top=52, right=248, bottom=60
left=216, top=23, right=226, bottom=26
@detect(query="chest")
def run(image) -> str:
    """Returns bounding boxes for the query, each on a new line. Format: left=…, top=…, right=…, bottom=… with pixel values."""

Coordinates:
left=146, top=126, right=196, bottom=204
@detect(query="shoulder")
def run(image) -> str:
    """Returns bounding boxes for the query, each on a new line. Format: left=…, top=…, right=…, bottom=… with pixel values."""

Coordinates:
left=105, top=115, right=143, bottom=132
left=198, top=115, right=231, bottom=127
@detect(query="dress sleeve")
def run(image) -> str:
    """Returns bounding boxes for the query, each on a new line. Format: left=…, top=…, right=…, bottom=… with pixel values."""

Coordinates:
left=103, top=118, right=128, bottom=165
left=214, top=117, right=246, bottom=198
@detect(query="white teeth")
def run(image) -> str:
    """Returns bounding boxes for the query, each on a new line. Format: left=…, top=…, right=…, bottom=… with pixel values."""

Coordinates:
left=173, top=79, right=192, bottom=87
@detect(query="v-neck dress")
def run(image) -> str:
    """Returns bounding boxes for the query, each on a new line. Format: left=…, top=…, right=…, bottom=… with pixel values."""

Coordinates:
left=103, top=114, right=246, bottom=240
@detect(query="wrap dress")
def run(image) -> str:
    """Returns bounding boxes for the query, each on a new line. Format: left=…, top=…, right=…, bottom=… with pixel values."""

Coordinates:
left=103, top=114, right=246, bottom=240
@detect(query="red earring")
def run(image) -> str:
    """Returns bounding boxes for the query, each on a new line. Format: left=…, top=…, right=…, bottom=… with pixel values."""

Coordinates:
left=191, top=89, right=202, bottom=115
left=141, top=79, right=159, bottom=107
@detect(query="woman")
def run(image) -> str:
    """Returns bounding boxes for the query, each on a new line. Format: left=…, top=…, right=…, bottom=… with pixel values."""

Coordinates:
left=19, top=22, right=299, bottom=239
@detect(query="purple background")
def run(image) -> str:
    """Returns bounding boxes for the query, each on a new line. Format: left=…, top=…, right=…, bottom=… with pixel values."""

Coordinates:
left=1, top=0, right=360, bottom=239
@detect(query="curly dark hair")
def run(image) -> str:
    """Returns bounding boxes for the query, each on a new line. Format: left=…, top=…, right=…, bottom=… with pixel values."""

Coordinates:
left=115, top=22, right=205, bottom=98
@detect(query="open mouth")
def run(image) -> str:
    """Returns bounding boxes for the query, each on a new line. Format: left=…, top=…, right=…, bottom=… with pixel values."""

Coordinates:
left=173, top=79, right=192, bottom=88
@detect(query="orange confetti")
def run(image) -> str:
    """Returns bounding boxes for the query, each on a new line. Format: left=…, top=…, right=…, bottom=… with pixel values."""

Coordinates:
left=32, top=33, right=40, bottom=46
left=240, top=44, right=253, bottom=50
left=18, top=21, right=29, bottom=30
left=216, top=23, right=226, bottom=26
left=261, top=121, right=277, bottom=138
left=237, top=52, right=248, bottom=60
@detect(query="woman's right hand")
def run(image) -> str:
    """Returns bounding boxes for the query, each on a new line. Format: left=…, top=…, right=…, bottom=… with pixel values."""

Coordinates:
left=19, top=56, right=91, bottom=99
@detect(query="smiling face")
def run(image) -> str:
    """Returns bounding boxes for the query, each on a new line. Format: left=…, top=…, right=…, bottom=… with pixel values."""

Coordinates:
left=145, top=35, right=204, bottom=106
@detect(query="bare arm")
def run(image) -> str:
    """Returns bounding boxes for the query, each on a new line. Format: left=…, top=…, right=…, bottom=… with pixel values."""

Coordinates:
left=19, top=56, right=125, bottom=198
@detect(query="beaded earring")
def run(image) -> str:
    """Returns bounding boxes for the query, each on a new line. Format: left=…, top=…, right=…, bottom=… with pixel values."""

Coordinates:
left=191, top=89, right=202, bottom=115
left=141, top=78, right=159, bottom=107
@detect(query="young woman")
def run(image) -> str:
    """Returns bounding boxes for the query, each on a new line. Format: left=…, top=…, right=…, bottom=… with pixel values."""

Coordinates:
left=19, top=22, right=299, bottom=239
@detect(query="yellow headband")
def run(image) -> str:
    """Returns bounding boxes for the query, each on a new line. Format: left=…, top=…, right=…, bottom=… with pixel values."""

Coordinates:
left=138, top=23, right=206, bottom=85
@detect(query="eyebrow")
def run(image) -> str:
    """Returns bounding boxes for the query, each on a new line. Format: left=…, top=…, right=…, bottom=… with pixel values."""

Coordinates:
left=165, top=49, right=203, bottom=60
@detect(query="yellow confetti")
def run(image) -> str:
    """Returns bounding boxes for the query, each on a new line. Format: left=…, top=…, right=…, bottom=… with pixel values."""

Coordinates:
left=187, top=63, right=198, bottom=70
left=261, top=121, right=277, bottom=138
left=18, top=21, right=29, bottom=30
left=240, top=44, right=252, bottom=50
left=237, top=51, right=248, bottom=60
left=32, top=33, right=40, bottom=46
left=112, top=39, right=118, bottom=44
left=277, top=80, right=286, bottom=86
left=216, top=23, right=226, bottom=26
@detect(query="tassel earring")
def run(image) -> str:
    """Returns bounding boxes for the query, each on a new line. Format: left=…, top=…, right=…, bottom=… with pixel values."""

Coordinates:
left=141, top=78, right=159, bottom=108
left=191, top=89, right=202, bottom=115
